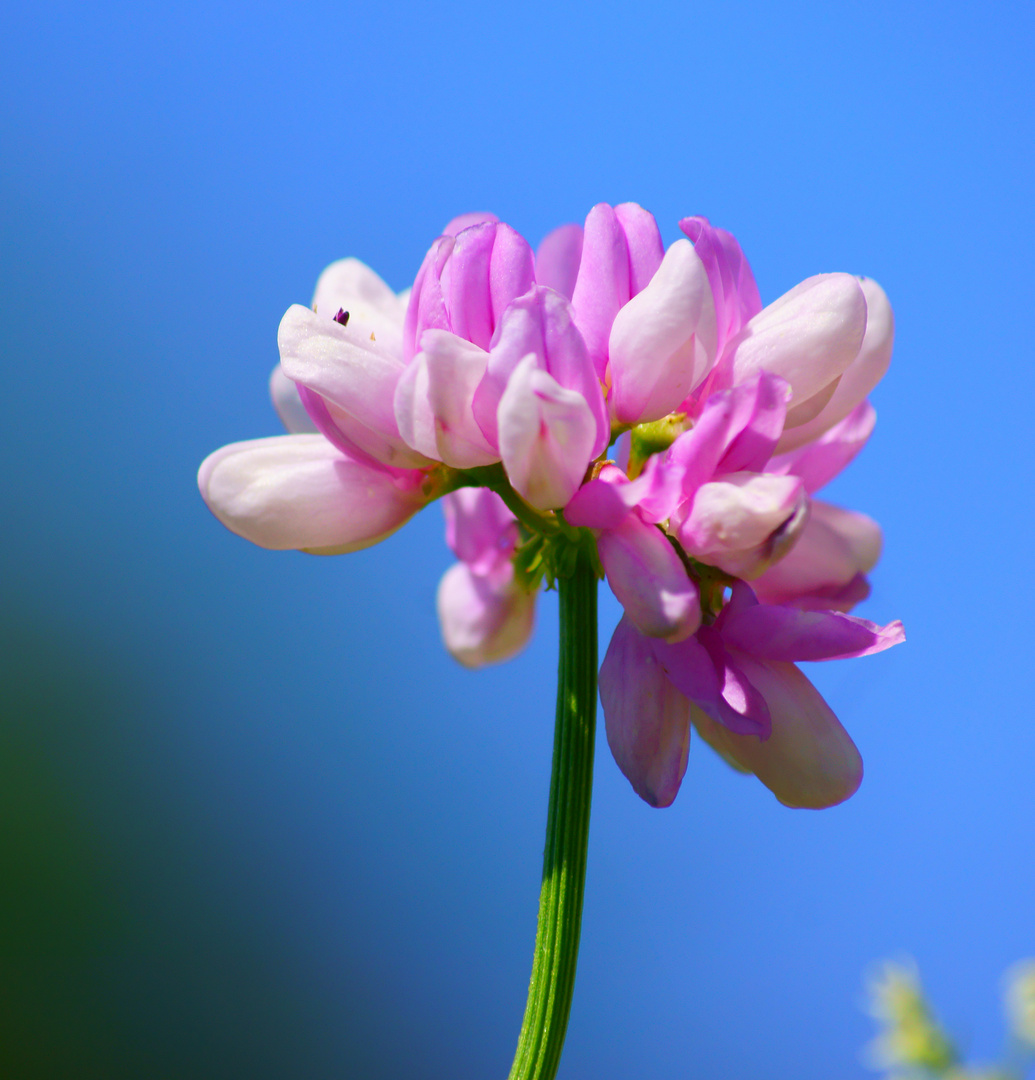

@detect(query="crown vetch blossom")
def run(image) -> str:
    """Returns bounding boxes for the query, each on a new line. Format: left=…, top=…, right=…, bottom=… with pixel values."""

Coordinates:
left=199, top=202, right=903, bottom=810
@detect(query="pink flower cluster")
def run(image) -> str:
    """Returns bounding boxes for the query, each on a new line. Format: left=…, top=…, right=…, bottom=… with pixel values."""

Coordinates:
left=199, top=204, right=903, bottom=810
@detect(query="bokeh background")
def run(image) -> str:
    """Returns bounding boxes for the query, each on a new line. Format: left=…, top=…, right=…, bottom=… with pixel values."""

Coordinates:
left=2, top=1, right=1032, bottom=1076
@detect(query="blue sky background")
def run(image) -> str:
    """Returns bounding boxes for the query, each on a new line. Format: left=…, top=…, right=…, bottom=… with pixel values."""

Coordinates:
left=1, top=1, right=1032, bottom=1076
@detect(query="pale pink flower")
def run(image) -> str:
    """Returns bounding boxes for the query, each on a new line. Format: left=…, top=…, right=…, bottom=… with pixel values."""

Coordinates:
left=437, top=488, right=535, bottom=667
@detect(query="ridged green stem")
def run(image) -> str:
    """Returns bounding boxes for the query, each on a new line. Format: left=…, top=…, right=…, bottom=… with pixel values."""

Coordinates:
left=508, top=552, right=598, bottom=1080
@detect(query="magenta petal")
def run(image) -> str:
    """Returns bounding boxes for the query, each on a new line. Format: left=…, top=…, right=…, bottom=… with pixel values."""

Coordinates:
left=489, top=223, right=536, bottom=330
left=270, top=364, right=318, bottom=434
left=403, top=235, right=454, bottom=361
left=723, top=602, right=905, bottom=662
left=768, top=400, right=876, bottom=494
left=442, top=488, right=518, bottom=572
left=598, top=514, right=701, bottom=642
left=442, top=211, right=499, bottom=236
left=564, top=471, right=634, bottom=531
left=649, top=632, right=721, bottom=707
left=614, top=202, right=664, bottom=295
left=535, top=223, right=584, bottom=300
left=599, top=618, right=691, bottom=808
left=716, top=373, right=792, bottom=474
left=444, top=223, right=497, bottom=350
left=570, top=203, right=631, bottom=379
left=690, top=657, right=863, bottom=809
left=679, top=215, right=762, bottom=356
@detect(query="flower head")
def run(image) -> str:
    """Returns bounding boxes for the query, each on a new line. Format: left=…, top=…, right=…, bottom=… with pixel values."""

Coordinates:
left=199, top=203, right=902, bottom=809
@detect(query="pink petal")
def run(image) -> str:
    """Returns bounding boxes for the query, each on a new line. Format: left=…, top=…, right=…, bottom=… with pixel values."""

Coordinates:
left=679, top=216, right=762, bottom=356
left=599, top=617, right=692, bottom=808
left=570, top=203, right=631, bottom=379
left=608, top=239, right=719, bottom=425
left=752, top=500, right=882, bottom=610
left=394, top=330, right=498, bottom=468
left=774, top=277, right=893, bottom=453
left=689, top=656, right=863, bottom=808
left=564, top=468, right=635, bottom=531
left=474, top=287, right=608, bottom=455
left=673, top=472, right=808, bottom=579
left=442, top=211, right=499, bottom=236
left=768, top=400, right=876, bottom=494
left=725, top=273, right=867, bottom=419
left=442, top=488, right=518, bottom=572
left=614, top=202, right=665, bottom=295
left=716, top=372, right=791, bottom=475
left=436, top=560, right=535, bottom=668
left=403, top=235, right=454, bottom=361
left=535, top=223, right=584, bottom=300
left=198, top=435, right=426, bottom=553
left=443, top=222, right=497, bottom=350
left=279, top=304, right=413, bottom=457
left=497, top=356, right=598, bottom=510
left=597, top=514, right=701, bottom=642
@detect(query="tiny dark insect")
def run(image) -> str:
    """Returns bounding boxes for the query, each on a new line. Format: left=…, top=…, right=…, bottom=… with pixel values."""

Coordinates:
left=334, top=308, right=350, bottom=326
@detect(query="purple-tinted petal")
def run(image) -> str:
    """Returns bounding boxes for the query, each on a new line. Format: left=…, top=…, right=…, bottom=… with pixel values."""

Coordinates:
left=722, top=602, right=905, bottom=661
left=690, top=656, right=863, bottom=809
left=598, top=514, right=701, bottom=642
left=649, top=631, right=722, bottom=707
left=535, top=223, right=584, bottom=300
left=436, top=560, right=535, bottom=668
left=497, top=355, right=597, bottom=510
left=198, top=435, right=426, bottom=554
left=694, top=627, right=772, bottom=737
left=442, top=488, right=518, bottom=572
left=608, top=239, right=718, bottom=425
left=768, top=400, right=876, bottom=494
left=599, top=617, right=691, bottom=808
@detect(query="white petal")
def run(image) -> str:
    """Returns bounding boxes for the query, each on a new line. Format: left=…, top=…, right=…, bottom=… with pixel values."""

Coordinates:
left=727, top=274, right=867, bottom=417
left=269, top=363, right=317, bottom=434
left=608, top=238, right=718, bottom=424
left=198, top=434, right=425, bottom=553
left=497, top=355, right=597, bottom=510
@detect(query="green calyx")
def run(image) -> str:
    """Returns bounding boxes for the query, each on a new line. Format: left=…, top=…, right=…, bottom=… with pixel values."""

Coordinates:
left=626, top=412, right=688, bottom=479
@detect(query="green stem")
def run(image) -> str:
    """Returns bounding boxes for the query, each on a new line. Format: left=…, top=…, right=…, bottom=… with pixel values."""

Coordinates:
left=508, top=551, right=598, bottom=1080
